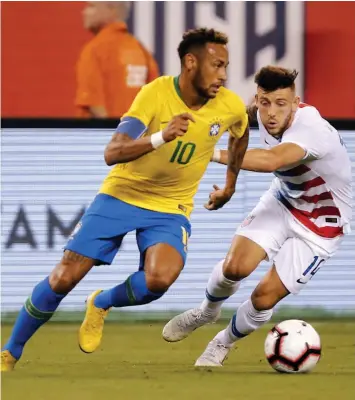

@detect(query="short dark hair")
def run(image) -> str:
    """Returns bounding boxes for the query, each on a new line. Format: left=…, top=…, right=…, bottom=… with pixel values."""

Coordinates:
left=254, top=66, right=298, bottom=92
left=177, top=28, right=228, bottom=61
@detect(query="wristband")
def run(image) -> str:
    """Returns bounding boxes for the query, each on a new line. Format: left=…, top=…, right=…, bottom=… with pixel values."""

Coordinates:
left=211, top=148, right=221, bottom=162
left=150, top=131, right=166, bottom=149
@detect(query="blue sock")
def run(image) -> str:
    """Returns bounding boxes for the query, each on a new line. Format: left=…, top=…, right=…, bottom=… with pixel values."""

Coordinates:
left=2, top=277, right=66, bottom=360
left=94, top=271, right=165, bottom=309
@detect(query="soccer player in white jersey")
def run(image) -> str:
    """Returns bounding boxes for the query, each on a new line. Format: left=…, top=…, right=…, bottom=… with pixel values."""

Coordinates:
left=162, top=65, right=353, bottom=367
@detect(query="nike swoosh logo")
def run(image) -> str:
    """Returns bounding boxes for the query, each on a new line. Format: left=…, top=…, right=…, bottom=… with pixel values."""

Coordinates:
left=296, top=278, right=307, bottom=284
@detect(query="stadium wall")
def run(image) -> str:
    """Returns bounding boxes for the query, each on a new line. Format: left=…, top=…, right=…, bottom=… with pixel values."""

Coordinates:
left=2, top=127, right=355, bottom=320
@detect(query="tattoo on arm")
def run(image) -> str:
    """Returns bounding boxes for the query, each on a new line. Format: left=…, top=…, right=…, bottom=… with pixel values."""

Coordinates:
left=229, top=125, right=250, bottom=172
left=225, top=125, right=250, bottom=190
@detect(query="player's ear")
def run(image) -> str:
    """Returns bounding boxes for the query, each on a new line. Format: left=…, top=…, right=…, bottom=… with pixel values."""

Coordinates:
left=255, top=93, right=259, bottom=107
left=292, top=96, right=300, bottom=112
left=184, top=53, right=197, bottom=71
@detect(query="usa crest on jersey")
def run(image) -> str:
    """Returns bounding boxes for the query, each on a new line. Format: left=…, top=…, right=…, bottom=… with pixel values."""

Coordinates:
left=240, top=214, right=255, bottom=228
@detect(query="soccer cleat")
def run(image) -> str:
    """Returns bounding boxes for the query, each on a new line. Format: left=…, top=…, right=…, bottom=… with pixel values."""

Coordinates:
left=162, top=308, right=220, bottom=342
left=194, top=339, right=232, bottom=367
left=78, top=290, right=110, bottom=353
left=1, top=350, right=17, bottom=372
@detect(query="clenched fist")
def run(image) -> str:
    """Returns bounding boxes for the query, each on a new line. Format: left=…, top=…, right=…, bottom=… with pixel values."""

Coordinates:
left=162, top=113, right=195, bottom=142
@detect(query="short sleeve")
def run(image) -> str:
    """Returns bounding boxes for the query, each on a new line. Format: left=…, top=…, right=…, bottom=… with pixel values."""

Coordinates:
left=75, top=44, right=105, bottom=108
left=282, top=129, right=331, bottom=160
left=122, top=81, right=158, bottom=127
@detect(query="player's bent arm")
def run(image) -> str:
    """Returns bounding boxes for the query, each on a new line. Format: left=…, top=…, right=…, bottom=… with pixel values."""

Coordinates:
left=104, top=113, right=194, bottom=165
left=104, top=116, right=163, bottom=165
left=212, top=143, right=306, bottom=172
left=224, top=125, right=250, bottom=193
left=104, top=132, right=156, bottom=165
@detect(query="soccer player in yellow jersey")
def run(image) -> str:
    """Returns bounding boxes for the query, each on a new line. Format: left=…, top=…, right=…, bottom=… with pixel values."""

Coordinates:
left=1, top=28, right=248, bottom=370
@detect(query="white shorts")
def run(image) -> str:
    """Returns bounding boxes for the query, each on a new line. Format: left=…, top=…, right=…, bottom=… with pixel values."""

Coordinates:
left=237, top=191, right=343, bottom=294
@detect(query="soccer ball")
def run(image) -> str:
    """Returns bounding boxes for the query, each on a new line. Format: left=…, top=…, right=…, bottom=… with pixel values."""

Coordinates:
left=264, top=319, right=321, bottom=373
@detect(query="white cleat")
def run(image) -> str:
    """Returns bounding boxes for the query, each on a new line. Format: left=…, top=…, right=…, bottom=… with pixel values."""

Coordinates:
left=162, top=308, right=220, bottom=342
left=194, top=339, right=232, bottom=367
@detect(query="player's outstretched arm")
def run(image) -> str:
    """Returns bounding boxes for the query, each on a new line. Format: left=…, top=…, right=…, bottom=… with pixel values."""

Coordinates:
left=104, top=113, right=195, bottom=165
left=241, top=143, right=306, bottom=172
left=211, top=148, right=228, bottom=165
left=211, top=143, right=306, bottom=172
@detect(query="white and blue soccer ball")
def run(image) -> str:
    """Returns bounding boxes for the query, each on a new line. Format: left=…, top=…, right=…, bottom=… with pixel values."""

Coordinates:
left=264, top=319, right=321, bottom=373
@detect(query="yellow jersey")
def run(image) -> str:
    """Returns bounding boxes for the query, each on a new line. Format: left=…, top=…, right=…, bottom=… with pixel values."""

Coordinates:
left=100, top=76, right=248, bottom=218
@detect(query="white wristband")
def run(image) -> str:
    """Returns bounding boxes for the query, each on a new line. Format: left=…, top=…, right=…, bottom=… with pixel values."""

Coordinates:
left=150, top=131, right=166, bottom=149
left=211, top=148, right=221, bottom=162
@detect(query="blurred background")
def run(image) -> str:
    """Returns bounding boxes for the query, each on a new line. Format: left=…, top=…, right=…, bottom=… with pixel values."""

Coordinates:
left=2, top=1, right=355, bottom=118
left=1, top=1, right=355, bottom=321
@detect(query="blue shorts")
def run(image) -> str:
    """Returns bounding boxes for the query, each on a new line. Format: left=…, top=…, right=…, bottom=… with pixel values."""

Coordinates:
left=64, top=194, right=191, bottom=267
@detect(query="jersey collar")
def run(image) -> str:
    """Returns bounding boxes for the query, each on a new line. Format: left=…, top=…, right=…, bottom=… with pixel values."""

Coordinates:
left=173, top=76, right=182, bottom=100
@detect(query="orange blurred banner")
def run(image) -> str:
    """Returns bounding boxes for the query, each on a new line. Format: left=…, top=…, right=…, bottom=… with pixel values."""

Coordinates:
left=1, top=1, right=89, bottom=117
left=1, top=1, right=354, bottom=118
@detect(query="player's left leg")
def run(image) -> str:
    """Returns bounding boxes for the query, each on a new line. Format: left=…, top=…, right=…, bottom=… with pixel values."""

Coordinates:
left=79, top=211, right=190, bottom=352
left=79, top=242, right=184, bottom=353
left=91, top=242, right=185, bottom=311
left=195, top=237, right=330, bottom=367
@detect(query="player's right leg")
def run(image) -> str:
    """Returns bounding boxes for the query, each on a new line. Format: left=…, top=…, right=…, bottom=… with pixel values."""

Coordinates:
left=195, top=235, right=331, bottom=367
left=163, top=193, right=286, bottom=342
left=162, top=236, right=266, bottom=342
left=1, top=251, right=95, bottom=371
left=195, top=264, right=289, bottom=367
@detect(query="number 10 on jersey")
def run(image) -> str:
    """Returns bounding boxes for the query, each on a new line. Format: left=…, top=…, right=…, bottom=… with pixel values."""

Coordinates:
left=170, top=140, right=196, bottom=165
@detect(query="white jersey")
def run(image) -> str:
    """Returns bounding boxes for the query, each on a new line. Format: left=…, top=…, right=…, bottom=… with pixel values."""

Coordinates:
left=257, top=104, right=352, bottom=239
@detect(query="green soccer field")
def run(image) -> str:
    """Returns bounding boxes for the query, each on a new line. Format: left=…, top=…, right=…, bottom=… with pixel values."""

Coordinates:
left=2, top=322, right=355, bottom=400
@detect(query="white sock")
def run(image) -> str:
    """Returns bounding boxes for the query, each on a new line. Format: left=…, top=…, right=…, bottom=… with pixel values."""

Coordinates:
left=200, top=259, right=241, bottom=316
left=215, top=298, right=273, bottom=347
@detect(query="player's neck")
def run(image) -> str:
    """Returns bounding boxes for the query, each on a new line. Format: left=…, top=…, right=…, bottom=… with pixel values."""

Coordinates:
left=176, top=75, right=208, bottom=110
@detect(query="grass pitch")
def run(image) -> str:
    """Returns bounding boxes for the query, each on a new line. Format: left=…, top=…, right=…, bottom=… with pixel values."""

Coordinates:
left=2, top=322, right=355, bottom=400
